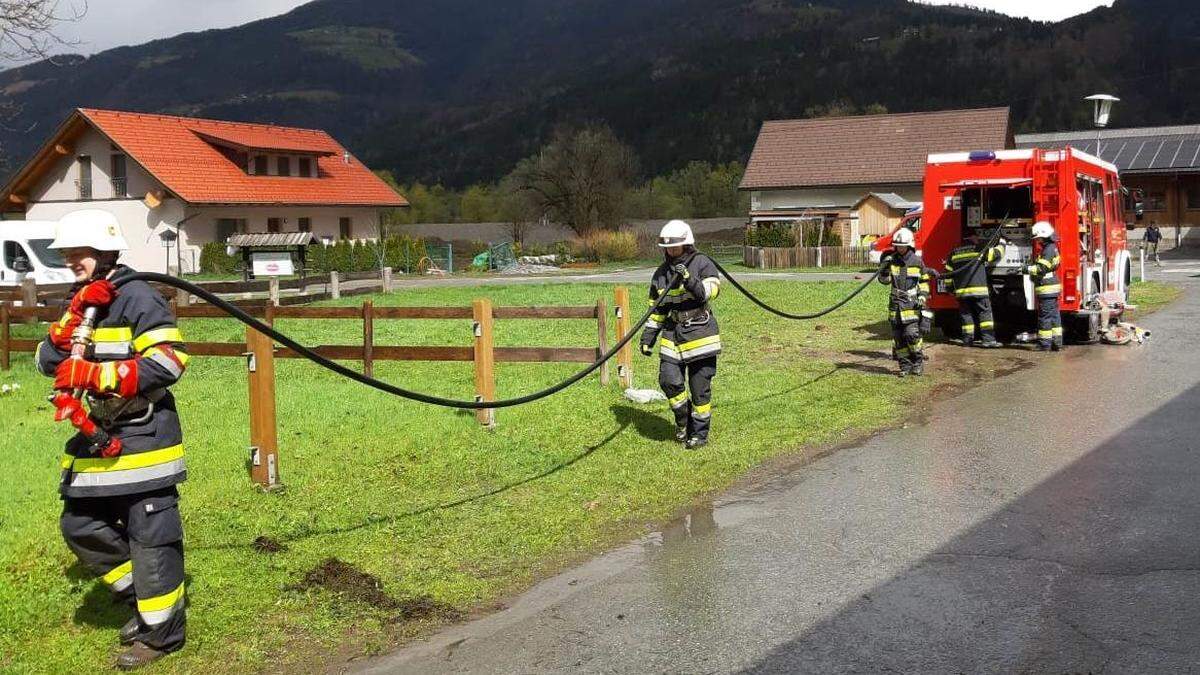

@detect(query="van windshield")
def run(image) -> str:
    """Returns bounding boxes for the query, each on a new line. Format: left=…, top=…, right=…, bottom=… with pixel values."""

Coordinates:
left=28, top=239, right=66, bottom=267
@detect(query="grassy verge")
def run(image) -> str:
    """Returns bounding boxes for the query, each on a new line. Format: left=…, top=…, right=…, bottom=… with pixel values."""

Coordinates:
left=1128, top=280, right=1182, bottom=316
left=0, top=277, right=1159, bottom=672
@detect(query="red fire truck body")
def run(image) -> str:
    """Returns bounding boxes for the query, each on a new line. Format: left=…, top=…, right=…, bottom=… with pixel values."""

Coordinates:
left=879, top=147, right=1132, bottom=340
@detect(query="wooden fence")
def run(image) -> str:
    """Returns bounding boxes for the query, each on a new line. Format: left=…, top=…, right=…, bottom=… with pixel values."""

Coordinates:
left=744, top=246, right=875, bottom=269
left=1, top=288, right=639, bottom=488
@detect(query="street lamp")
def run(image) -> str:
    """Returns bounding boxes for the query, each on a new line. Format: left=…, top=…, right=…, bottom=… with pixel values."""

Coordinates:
left=1085, top=94, right=1119, bottom=159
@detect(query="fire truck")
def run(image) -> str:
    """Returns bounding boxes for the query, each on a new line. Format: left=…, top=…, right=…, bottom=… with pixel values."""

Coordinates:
left=876, top=147, right=1133, bottom=342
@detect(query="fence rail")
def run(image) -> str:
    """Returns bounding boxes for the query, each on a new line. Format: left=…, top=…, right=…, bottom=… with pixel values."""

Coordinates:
left=744, top=245, right=874, bottom=269
left=1, top=288, right=639, bottom=487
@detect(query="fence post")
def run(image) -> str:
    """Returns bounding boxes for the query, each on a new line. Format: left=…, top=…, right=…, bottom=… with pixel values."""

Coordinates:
left=330, top=271, right=341, bottom=300
left=246, top=323, right=281, bottom=490
left=20, top=277, right=35, bottom=325
left=614, top=287, right=633, bottom=389
left=472, top=298, right=495, bottom=427
left=175, top=285, right=191, bottom=308
left=268, top=277, right=280, bottom=307
left=362, top=299, right=375, bottom=378
left=1, top=302, right=9, bottom=371
left=382, top=266, right=393, bottom=293
left=596, top=298, right=610, bottom=386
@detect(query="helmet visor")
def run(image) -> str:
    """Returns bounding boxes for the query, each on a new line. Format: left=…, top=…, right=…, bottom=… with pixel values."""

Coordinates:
left=658, top=236, right=689, bottom=247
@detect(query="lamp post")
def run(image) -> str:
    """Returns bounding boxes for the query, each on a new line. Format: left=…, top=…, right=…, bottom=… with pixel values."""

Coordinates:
left=1085, top=94, right=1119, bottom=160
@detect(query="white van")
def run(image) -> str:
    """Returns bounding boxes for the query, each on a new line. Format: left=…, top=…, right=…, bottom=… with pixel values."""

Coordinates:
left=0, top=221, right=76, bottom=286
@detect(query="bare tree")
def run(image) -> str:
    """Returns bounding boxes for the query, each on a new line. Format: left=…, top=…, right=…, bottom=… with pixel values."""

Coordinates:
left=0, top=0, right=86, bottom=62
left=510, top=124, right=637, bottom=236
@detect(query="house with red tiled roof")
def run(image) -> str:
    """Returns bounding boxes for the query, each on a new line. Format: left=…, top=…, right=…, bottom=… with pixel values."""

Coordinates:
left=0, top=108, right=407, bottom=273
left=740, top=108, right=1011, bottom=244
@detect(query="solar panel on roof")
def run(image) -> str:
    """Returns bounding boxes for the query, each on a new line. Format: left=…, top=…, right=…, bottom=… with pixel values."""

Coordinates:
left=1110, top=141, right=1137, bottom=170
left=1126, top=140, right=1159, bottom=171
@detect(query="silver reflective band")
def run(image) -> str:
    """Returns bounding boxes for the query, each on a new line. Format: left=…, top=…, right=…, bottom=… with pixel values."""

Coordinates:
left=110, top=572, right=133, bottom=592
left=659, top=236, right=687, bottom=245
left=66, top=458, right=187, bottom=488
left=94, top=341, right=133, bottom=358
left=692, top=411, right=712, bottom=420
left=148, top=350, right=184, bottom=379
left=679, top=341, right=722, bottom=359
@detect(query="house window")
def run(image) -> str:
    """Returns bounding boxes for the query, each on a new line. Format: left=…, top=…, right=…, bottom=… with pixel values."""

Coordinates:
left=298, top=217, right=311, bottom=232
left=277, top=156, right=291, bottom=177
left=215, top=218, right=245, bottom=242
left=267, top=217, right=282, bottom=233
left=1188, top=186, right=1200, bottom=210
left=1145, top=191, right=1168, bottom=211
left=339, top=217, right=352, bottom=239
left=110, top=154, right=128, bottom=197
left=299, top=157, right=312, bottom=177
left=253, top=155, right=268, bottom=175
left=77, top=155, right=92, bottom=199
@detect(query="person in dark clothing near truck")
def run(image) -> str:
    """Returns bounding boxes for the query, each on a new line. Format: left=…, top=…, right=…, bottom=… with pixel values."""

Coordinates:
left=1144, top=222, right=1162, bottom=265
left=878, top=228, right=931, bottom=377
left=37, top=210, right=189, bottom=670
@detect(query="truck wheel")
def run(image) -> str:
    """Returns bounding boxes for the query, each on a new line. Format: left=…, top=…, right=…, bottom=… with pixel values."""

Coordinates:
left=1072, top=312, right=1101, bottom=345
left=1123, top=260, right=1133, bottom=303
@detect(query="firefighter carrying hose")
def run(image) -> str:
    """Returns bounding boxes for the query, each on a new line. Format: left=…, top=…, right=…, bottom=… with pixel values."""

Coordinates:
left=1027, top=220, right=1064, bottom=351
left=639, top=220, right=722, bottom=449
left=943, top=232, right=1007, bottom=348
left=36, top=210, right=189, bottom=670
left=877, top=228, right=930, bottom=376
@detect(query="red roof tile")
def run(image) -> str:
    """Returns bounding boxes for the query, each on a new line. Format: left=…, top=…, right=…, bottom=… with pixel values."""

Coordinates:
left=77, top=108, right=407, bottom=207
left=740, top=107, right=1012, bottom=190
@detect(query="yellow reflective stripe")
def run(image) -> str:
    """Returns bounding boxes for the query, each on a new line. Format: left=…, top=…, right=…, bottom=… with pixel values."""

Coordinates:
left=978, top=321, right=994, bottom=328
left=951, top=252, right=978, bottom=262
left=955, top=286, right=988, bottom=295
left=702, top=277, right=720, bottom=299
left=93, top=327, right=133, bottom=342
left=133, top=327, right=183, bottom=352
left=907, top=266, right=922, bottom=276
left=1036, top=284, right=1062, bottom=293
left=649, top=313, right=667, bottom=322
left=70, top=444, right=184, bottom=473
left=665, top=287, right=687, bottom=297
left=1052, top=327, right=1064, bottom=336
left=1038, top=329, right=1054, bottom=337
left=676, top=334, right=721, bottom=352
left=899, top=310, right=918, bottom=320
left=138, top=583, right=185, bottom=613
left=668, top=391, right=689, bottom=407
left=693, top=402, right=713, bottom=415
left=98, top=362, right=119, bottom=392
left=103, top=560, right=133, bottom=585
left=918, top=284, right=930, bottom=293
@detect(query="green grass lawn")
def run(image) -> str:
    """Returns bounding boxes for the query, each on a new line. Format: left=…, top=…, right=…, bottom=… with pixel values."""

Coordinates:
left=0, top=279, right=1178, bottom=672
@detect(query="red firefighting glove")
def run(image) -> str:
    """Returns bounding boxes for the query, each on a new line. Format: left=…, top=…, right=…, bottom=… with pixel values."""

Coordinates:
left=69, top=279, right=117, bottom=314
left=54, top=358, right=139, bottom=398
left=48, top=280, right=118, bottom=350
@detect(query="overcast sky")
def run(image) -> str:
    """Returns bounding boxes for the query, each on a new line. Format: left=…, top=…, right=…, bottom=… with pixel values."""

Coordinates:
left=29, top=0, right=1116, bottom=62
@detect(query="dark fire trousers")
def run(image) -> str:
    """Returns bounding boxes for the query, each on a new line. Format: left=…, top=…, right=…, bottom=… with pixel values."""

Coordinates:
left=60, top=487, right=186, bottom=652
left=1037, top=295, right=1064, bottom=348
left=959, top=295, right=996, bottom=343
left=659, top=356, right=716, bottom=441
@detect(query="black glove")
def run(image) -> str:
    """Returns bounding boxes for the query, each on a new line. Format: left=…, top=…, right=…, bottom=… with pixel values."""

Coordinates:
left=672, top=263, right=690, bottom=279
left=639, top=330, right=659, bottom=357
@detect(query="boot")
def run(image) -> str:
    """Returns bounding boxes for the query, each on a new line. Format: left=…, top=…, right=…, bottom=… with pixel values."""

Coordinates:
left=910, top=361, right=924, bottom=377
left=119, top=617, right=140, bottom=646
left=1034, top=342, right=1051, bottom=352
left=674, top=425, right=688, bottom=443
left=685, top=436, right=708, bottom=450
left=116, top=642, right=168, bottom=671
left=977, top=338, right=1002, bottom=349
left=961, top=337, right=975, bottom=347
left=1051, top=341, right=1064, bottom=352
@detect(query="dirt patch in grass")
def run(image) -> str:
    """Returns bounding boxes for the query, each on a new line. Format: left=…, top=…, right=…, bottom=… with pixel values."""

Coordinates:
left=292, top=558, right=462, bottom=623
left=253, top=536, right=288, bottom=554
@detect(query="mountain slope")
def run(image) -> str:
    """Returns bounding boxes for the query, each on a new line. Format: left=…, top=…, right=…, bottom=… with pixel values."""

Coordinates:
left=0, top=0, right=1194, bottom=186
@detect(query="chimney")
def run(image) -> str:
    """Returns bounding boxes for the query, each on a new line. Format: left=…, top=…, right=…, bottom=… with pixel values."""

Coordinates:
left=343, top=150, right=351, bottom=165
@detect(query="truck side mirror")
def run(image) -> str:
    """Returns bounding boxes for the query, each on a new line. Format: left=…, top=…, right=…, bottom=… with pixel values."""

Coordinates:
left=11, top=256, right=31, bottom=274
left=1125, top=222, right=1135, bottom=231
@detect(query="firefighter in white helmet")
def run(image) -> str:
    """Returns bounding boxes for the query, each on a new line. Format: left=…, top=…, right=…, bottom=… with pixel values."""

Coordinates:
left=639, top=220, right=722, bottom=448
left=877, top=228, right=932, bottom=376
left=1027, top=220, right=1064, bottom=351
left=36, top=210, right=190, bottom=669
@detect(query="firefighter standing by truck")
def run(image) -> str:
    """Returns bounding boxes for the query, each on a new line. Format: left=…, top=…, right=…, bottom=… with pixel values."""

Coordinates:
left=877, top=228, right=931, bottom=377
left=1027, top=220, right=1064, bottom=351
left=36, top=210, right=189, bottom=670
left=640, top=220, right=722, bottom=449
left=943, top=232, right=1007, bottom=348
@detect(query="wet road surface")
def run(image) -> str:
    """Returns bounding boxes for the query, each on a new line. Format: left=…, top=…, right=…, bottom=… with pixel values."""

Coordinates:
left=357, top=278, right=1199, bottom=674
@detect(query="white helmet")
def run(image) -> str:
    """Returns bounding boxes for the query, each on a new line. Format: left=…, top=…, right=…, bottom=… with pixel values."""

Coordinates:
left=48, top=209, right=129, bottom=252
left=1031, top=221, right=1054, bottom=240
left=657, top=219, right=695, bottom=247
left=892, top=227, right=915, bottom=247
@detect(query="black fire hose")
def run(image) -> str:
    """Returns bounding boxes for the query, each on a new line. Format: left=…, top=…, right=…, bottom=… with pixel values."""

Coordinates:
left=115, top=271, right=680, bottom=410
left=711, top=259, right=887, bottom=320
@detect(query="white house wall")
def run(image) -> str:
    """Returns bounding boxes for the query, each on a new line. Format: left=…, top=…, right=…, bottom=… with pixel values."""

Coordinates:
left=26, top=199, right=183, bottom=274
left=32, top=127, right=163, bottom=202
left=751, top=183, right=921, bottom=211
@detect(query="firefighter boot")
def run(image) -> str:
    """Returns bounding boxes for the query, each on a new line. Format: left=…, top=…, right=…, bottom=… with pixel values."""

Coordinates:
left=675, top=425, right=689, bottom=442
left=116, top=642, right=169, bottom=671
left=685, top=436, right=708, bottom=450
left=910, top=360, right=924, bottom=377
left=1034, top=341, right=1051, bottom=351
left=120, top=617, right=140, bottom=646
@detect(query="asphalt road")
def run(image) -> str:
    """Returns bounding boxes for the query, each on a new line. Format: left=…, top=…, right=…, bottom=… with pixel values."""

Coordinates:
left=357, top=277, right=1199, bottom=674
